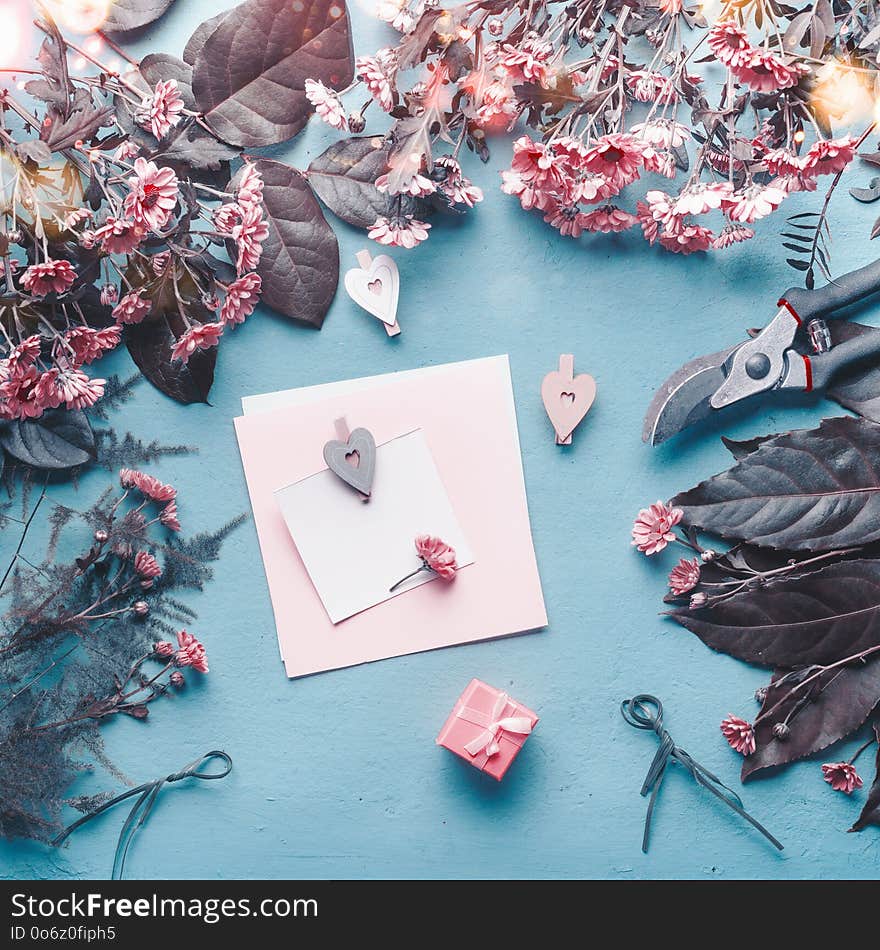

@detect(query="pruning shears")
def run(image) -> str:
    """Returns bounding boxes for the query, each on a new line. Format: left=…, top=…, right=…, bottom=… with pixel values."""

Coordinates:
left=643, top=259, right=880, bottom=445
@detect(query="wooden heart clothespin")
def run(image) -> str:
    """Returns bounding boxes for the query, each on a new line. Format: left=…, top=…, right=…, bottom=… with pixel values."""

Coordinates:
left=323, top=417, right=376, bottom=501
left=344, top=250, right=401, bottom=337
left=541, top=354, right=596, bottom=445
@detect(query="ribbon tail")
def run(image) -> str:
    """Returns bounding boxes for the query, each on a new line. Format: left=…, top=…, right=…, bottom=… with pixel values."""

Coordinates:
left=493, top=716, right=533, bottom=736
left=464, top=729, right=496, bottom=756
left=112, top=784, right=158, bottom=880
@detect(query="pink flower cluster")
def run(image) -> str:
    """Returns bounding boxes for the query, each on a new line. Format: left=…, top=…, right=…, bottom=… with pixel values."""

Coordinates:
left=120, top=468, right=180, bottom=532
left=154, top=630, right=209, bottom=674
left=708, top=21, right=810, bottom=93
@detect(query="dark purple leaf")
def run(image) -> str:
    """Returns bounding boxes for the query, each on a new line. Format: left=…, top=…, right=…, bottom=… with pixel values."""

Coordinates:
left=671, top=558, right=880, bottom=668
left=23, top=78, right=68, bottom=108
left=15, top=140, right=52, bottom=166
left=102, top=0, right=177, bottom=34
left=191, top=0, right=354, bottom=148
left=672, top=416, right=880, bottom=551
left=850, top=725, right=880, bottom=831
left=0, top=410, right=96, bottom=470
left=40, top=90, right=113, bottom=153
left=743, top=662, right=880, bottom=780
left=183, top=9, right=231, bottom=66
left=397, top=9, right=443, bottom=68
left=826, top=322, right=880, bottom=423
left=721, top=433, right=775, bottom=460
left=236, top=159, right=338, bottom=328
left=139, top=54, right=196, bottom=104
left=850, top=178, right=880, bottom=203
left=307, top=136, right=431, bottom=229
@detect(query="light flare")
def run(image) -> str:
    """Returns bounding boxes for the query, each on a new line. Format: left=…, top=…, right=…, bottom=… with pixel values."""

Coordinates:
left=41, top=0, right=112, bottom=34
left=0, top=2, right=24, bottom=69
left=811, top=59, right=874, bottom=127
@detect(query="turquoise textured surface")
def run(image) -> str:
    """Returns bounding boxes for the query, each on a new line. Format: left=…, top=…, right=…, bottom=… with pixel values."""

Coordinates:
left=3, top=0, right=880, bottom=881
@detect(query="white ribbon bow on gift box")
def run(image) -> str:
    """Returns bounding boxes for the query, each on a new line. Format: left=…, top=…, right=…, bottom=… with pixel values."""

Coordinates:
left=460, top=691, right=534, bottom=758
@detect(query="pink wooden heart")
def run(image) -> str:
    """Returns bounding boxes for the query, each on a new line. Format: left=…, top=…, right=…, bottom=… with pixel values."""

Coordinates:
left=541, top=359, right=596, bottom=442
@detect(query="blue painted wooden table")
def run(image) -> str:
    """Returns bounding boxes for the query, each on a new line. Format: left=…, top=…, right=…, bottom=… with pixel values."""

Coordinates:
left=3, top=0, right=879, bottom=880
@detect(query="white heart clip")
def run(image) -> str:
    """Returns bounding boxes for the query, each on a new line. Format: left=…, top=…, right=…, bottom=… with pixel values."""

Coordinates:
left=344, top=250, right=401, bottom=336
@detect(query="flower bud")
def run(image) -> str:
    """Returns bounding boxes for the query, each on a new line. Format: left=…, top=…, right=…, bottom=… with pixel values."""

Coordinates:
left=772, top=722, right=790, bottom=741
left=170, top=670, right=185, bottom=687
left=700, top=549, right=717, bottom=563
left=754, top=686, right=768, bottom=704
left=154, top=641, right=174, bottom=657
left=689, top=591, right=708, bottom=608
left=94, top=529, right=109, bottom=543
left=347, top=112, right=366, bottom=134
left=7, top=228, right=22, bottom=244
left=487, top=18, right=503, bottom=35
left=100, top=284, right=118, bottom=306
left=132, top=600, right=149, bottom=617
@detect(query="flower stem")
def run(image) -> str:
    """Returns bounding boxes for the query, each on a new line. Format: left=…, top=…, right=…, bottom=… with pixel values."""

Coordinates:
left=389, top=563, right=430, bottom=592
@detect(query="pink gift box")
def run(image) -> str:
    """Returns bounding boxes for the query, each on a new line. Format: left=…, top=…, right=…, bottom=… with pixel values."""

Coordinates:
left=436, top=679, right=538, bottom=781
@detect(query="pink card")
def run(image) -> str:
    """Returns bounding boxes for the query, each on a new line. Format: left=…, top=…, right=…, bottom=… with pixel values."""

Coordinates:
left=234, top=356, right=547, bottom=677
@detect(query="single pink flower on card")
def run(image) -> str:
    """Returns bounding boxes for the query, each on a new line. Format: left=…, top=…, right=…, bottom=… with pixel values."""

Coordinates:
left=821, top=761, right=863, bottom=794
left=668, top=557, right=701, bottom=595
left=170, top=323, right=224, bottom=363
left=415, top=535, right=458, bottom=580
left=124, top=158, right=179, bottom=232
left=631, top=501, right=683, bottom=555
left=21, top=259, right=76, bottom=297
left=175, top=629, right=208, bottom=673
left=220, top=273, right=262, bottom=326
left=721, top=715, right=756, bottom=755
left=134, top=550, right=162, bottom=579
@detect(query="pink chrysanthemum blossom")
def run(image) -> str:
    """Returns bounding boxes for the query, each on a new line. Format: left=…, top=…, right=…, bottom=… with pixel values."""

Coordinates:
left=415, top=535, right=458, bottom=579
left=435, top=155, right=484, bottom=207
left=236, top=163, right=264, bottom=210
left=124, top=158, right=179, bottom=232
left=64, top=208, right=92, bottom=230
left=357, top=51, right=397, bottom=111
left=151, top=250, right=171, bottom=276
left=496, top=38, right=555, bottom=86
left=821, top=761, right=863, bottom=794
left=712, top=224, right=755, bottom=249
left=213, top=202, right=243, bottom=234
left=465, top=76, right=517, bottom=128
left=660, top=224, right=715, bottom=255
left=708, top=21, right=754, bottom=69
left=138, top=78, right=185, bottom=140
left=305, top=78, right=347, bottom=130
left=626, top=70, right=688, bottom=105
left=8, top=336, right=41, bottom=371
left=100, top=284, right=118, bottom=306
left=120, top=469, right=176, bottom=502
left=642, top=189, right=680, bottom=231
left=805, top=135, right=857, bottom=176
left=21, top=259, right=76, bottom=297
left=721, top=715, right=756, bottom=755
left=55, top=368, right=105, bottom=410
left=61, top=326, right=121, bottom=365
left=175, top=629, right=208, bottom=673
left=631, top=119, right=690, bottom=149
left=113, top=291, right=151, bottom=325
left=763, top=148, right=810, bottom=177
left=668, top=557, right=701, bottom=595
left=674, top=181, right=732, bottom=216
left=134, top=550, right=162, bottom=579
left=581, top=205, right=637, bottom=233
left=375, top=171, right=436, bottom=197
left=731, top=49, right=809, bottom=93
left=0, top=258, right=20, bottom=278
left=231, top=204, right=269, bottom=274
left=114, top=140, right=140, bottom=162
left=368, top=214, right=431, bottom=248
left=0, top=366, right=57, bottom=420
left=724, top=183, right=787, bottom=223
left=94, top=216, right=144, bottom=255
left=543, top=202, right=590, bottom=238
left=632, top=500, right=683, bottom=555
left=220, top=273, right=262, bottom=326
left=170, top=323, right=224, bottom=363
left=582, top=134, right=644, bottom=190
left=641, top=147, right=676, bottom=178
left=154, top=641, right=174, bottom=657
left=636, top=201, right=661, bottom=245
left=160, top=500, right=181, bottom=532
left=573, top=171, right=615, bottom=203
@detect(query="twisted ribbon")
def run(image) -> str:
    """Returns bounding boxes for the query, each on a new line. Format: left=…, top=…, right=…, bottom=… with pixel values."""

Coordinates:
left=53, top=750, right=232, bottom=879
left=461, top=691, right=534, bottom=758
left=621, top=695, right=783, bottom=854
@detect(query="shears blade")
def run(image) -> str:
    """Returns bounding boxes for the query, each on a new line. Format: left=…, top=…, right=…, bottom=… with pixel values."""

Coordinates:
left=642, top=344, right=742, bottom=445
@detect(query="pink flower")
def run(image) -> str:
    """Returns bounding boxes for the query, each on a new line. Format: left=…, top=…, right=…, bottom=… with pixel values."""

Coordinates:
left=763, top=148, right=810, bottom=177
left=659, top=0, right=682, bottom=13
left=100, top=284, right=118, bottom=306
left=170, top=323, right=224, bottom=363
left=659, top=224, right=715, bottom=255
left=375, top=171, right=436, bottom=198
left=435, top=156, right=484, bottom=207
left=0, top=366, right=57, bottom=420
left=160, top=500, right=181, bottom=532
left=626, top=70, right=683, bottom=105
left=134, top=550, right=162, bottom=579
left=60, top=326, right=121, bottom=365
left=0, top=258, right=20, bottom=278
left=724, top=183, right=786, bottom=223
left=154, top=641, right=174, bottom=657
left=821, top=761, right=863, bottom=794
left=668, top=557, right=701, bottom=595
left=636, top=201, right=661, bottom=244
left=54, top=368, right=105, bottom=409
left=580, top=205, right=637, bottom=233
left=674, top=182, right=732, bottom=216
left=78, top=230, right=97, bottom=249
left=305, top=78, right=347, bottom=130
left=151, top=251, right=171, bottom=276
left=114, top=140, right=140, bottom=162
left=368, top=214, right=431, bottom=249
left=220, top=273, right=262, bottom=326
left=583, top=134, right=644, bottom=190
left=641, top=147, right=676, bottom=178
left=138, top=78, right=185, bottom=140
left=712, top=224, right=755, bottom=249
left=113, top=291, right=151, bottom=325
left=543, top=202, right=590, bottom=238
left=415, top=534, right=458, bottom=580
left=631, top=500, right=683, bottom=555
left=124, top=158, right=179, bottom=232
left=21, top=259, right=76, bottom=297
left=94, top=217, right=144, bottom=255
left=231, top=204, right=269, bottom=274
left=64, top=208, right=92, bottom=229
left=213, top=202, right=243, bottom=234
left=120, top=469, right=176, bottom=502
left=721, top=715, right=756, bottom=755
left=236, top=163, right=264, bottom=210
left=806, top=136, right=857, bottom=176
left=708, top=21, right=754, bottom=69
left=357, top=51, right=396, bottom=111
left=732, top=50, right=808, bottom=93
left=631, top=119, right=690, bottom=149
left=496, top=38, right=554, bottom=86
left=175, top=629, right=208, bottom=673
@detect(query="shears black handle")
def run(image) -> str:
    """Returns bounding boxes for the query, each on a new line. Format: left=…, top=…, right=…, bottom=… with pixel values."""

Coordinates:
left=781, top=258, right=880, bottom=324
